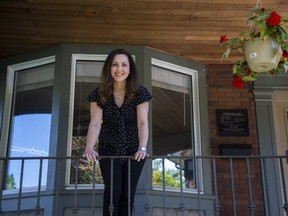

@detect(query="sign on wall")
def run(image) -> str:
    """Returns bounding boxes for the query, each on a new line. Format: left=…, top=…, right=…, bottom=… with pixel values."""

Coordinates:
left=216, top=109, right=249, bottom=136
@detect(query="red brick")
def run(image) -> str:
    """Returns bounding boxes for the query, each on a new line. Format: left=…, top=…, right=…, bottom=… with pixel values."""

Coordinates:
left=207, top=64, right=264, bottom=214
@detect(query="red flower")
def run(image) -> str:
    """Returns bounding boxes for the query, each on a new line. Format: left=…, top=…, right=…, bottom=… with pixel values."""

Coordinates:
left=220, top=35, right=228, bottom=44
left=232, top=76, right=244, bottom=89
left=283, top=50, right=288, bottom=58
left=266, top=12, right=281, bottom=27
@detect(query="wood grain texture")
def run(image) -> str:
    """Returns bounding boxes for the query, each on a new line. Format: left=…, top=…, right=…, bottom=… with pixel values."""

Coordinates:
left=0, top=0, right=287, bottom=63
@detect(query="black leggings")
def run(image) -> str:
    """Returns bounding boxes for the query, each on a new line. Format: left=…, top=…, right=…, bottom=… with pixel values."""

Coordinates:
left=99, top=149, right=145, bottom=216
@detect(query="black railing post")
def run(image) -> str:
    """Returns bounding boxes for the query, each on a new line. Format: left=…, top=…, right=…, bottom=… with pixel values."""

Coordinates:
left=229, top=158, right=237, bottom=216
left=261, top=157, right=271, bottom=215
left=35, top=158, right=43, bottom=215
left=53, top=158, right=61, bottom=216
left=179, top=158, right=185, bottom=216
left=128, top=158, right=131, bottom=216
left=17, top=159, right=25, bottom=215
left=213, top=158, right=220, bottom=216
left=72, top=159, right=79, bottom=216
left=109, top=158, right=114, bottom=216
left=246, top=158, right=255, bottom=216
left=144, top=158, right=150, bottom=215
left=162, top=158, right=166, bottom=216
left=195, top=158, right=201, bottom=215
left=279, top=158, right=288, bottom=216
left=92, top=160, right=96, bottom=216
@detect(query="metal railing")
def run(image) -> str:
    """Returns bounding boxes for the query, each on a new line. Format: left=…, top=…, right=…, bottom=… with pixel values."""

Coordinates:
left=0, top=155, right=287, bottom=216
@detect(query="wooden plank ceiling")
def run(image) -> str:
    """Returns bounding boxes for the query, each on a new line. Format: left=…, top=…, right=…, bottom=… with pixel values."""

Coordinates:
left=0, top=0, right=287, bottom=64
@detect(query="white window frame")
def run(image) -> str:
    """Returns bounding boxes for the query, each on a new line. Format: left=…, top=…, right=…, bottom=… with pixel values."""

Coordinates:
left=66, top=54, right=107, bottom=189
left=66, top=54, right=137, bottom=189
left=151, top=58, right=204, bottom=193
left=0, top=56, right=56, bottom=194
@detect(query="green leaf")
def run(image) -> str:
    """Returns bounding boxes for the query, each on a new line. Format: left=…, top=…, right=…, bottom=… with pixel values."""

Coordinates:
left=242, top=75, right=257, bottom=82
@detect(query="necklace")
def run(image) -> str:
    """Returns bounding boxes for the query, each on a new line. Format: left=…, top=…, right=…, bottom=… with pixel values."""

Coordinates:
left=114, top=93, right=125, bottom=99
left=113, top=87, right=125, bottom=100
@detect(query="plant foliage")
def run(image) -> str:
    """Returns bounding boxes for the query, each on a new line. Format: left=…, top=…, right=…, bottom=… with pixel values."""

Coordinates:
left=220, top=7, right=288, bottom=88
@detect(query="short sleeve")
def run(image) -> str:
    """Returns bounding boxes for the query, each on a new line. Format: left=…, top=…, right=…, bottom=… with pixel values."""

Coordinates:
left=134, top=85, right=152, bottom=106
left=87, top=88, right=103, bottom=108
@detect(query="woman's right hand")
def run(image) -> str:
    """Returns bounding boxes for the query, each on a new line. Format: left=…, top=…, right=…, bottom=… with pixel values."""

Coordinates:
left=84, top=148, right=99, bottom=162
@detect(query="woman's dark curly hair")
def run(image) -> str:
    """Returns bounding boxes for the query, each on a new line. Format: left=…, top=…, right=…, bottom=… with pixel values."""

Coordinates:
left=99, top=48, right=139, bottom=103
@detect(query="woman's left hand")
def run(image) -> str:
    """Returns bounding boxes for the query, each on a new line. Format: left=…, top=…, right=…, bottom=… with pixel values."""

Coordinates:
left=134, top=150, right=148, bottom=162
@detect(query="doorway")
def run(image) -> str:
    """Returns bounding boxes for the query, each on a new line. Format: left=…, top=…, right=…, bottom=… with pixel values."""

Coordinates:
left=272, top=91, right=288, bottom=196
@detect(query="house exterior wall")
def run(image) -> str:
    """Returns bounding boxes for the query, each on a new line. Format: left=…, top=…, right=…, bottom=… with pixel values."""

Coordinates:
left=0, top=45, right=214, bottom=216
left=0, top=46, right=286, bottom=216
left=206, top=64, right=265, bottom=216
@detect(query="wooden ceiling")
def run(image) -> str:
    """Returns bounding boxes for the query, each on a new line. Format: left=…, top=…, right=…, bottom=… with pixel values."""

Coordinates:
left=0, top=0, right=287, bottom=64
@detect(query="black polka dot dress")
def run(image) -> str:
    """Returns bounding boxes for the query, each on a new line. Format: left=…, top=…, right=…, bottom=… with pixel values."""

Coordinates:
left=87, top=85, right=152, bottom=163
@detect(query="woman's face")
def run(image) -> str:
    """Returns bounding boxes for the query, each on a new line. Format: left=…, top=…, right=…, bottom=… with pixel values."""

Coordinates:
left=111, top=54, right=130, bottom=83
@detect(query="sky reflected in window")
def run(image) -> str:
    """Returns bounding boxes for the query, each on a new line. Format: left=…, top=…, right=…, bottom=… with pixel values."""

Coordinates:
left=7, top=114, right=51, bottom=189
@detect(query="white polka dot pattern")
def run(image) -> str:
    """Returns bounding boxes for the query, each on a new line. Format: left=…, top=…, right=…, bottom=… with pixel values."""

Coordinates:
left=87, top=85, right=152, bottom=162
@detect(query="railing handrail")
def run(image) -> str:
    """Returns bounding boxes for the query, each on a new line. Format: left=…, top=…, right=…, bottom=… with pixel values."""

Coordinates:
left=1, top=155, right=288, bottom=215
left=0, top=155, right=287, bottom=160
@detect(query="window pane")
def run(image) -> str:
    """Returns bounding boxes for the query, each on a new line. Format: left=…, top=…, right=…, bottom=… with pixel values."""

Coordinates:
left=152, top=65, right=196, bottom=190
left=70, top=60, right=103, bottom=185
left=5, top=63, right=54, bottom=190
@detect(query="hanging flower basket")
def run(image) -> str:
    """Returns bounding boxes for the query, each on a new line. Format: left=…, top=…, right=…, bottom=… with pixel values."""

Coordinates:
left=219, top=5, right=288, bottom=88
left=244, top=36, right=282, bottom=72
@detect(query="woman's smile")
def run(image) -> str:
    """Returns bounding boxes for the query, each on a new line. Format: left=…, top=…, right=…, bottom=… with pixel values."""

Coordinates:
left=111, top=54, right=130, bottom=82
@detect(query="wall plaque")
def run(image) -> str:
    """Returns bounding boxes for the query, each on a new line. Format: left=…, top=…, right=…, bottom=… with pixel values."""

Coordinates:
left=216, top=109, right=249, bottom=136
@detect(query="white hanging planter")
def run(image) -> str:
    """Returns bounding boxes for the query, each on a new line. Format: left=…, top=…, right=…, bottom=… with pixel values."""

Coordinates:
left=244, top=36, right=282, bottom=72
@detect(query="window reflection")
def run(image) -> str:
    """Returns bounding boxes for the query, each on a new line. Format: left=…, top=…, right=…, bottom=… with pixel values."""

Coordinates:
left=5, top=63, right=54, bottom=190
left=151, top=64, right=196, bottom=190
left=70, top=60, right=103, bottom=185
left=7, top=114, right=50, bottom=189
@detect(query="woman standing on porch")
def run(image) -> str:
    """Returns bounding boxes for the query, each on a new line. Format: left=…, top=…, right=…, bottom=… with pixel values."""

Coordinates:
left=84, top=48, right=152, bottom=216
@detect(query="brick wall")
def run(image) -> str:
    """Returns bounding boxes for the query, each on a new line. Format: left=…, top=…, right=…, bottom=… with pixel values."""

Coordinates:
left=206, top=64, right=264, bottom=216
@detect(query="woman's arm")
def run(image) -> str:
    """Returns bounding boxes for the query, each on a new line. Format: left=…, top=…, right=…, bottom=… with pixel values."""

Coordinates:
left=134, top=101, right=149, bottom=161
left=84, top=102, right=103, bottom=161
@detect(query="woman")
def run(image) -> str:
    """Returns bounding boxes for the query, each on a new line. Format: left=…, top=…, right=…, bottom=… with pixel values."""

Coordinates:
left=84, top=48, right=152, bottom=216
